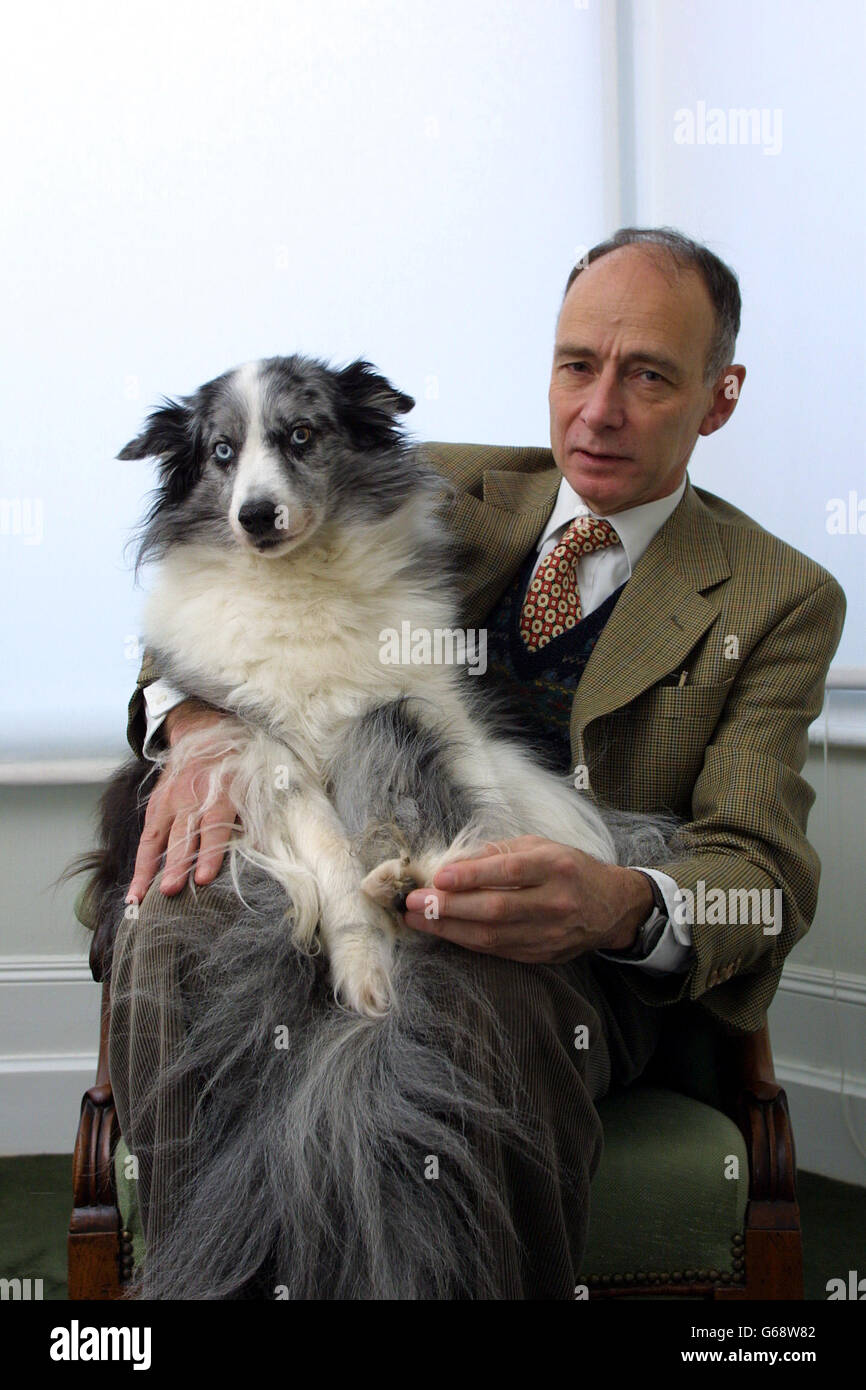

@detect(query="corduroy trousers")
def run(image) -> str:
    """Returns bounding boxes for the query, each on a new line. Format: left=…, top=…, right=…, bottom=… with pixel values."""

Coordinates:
left=109, top=866, right=662, bottom=1300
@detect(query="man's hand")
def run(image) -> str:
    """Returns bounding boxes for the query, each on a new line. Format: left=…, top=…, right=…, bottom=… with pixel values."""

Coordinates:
left=401, top=836, right=654, bottom=963
left=127, top=699, right=240, bottom=904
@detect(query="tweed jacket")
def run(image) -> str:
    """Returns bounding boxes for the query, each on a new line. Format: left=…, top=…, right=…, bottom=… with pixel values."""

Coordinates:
left=127, top=442, right=846, bottom=1034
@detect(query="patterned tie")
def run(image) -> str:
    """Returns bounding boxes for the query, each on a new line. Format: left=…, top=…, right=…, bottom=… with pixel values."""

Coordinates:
left=519, top=515, right=621, bottom=652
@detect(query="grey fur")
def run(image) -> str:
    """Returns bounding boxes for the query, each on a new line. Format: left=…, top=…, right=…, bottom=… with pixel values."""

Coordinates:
left=329, top=698, right=479, bottom=859
left=118, top=870, right=548, bottom=1301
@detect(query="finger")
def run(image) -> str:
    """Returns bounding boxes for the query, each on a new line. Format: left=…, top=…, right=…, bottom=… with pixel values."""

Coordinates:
left=194, top=800, right=240, bottom=885
left=160, top=809, right=200, bottom=894
left=127, top=810, right=172, bottom=904
left=404, top=877, right=563, bottom=928
left=403, top=885, right=525, bottom=923
left=433, top=846, right=549, bottom=892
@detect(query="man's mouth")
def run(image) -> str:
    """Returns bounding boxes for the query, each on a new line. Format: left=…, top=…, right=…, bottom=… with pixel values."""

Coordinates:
left=573, top=447, right=632, bottom=464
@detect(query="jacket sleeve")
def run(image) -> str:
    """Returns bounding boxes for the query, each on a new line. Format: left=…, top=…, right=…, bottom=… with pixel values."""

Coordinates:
left=126, top=646, right=163, bottom=758
left=617, top=573, right=846, bottom=1031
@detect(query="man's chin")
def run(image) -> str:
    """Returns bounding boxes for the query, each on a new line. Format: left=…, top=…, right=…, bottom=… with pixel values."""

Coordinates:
left=559, top=456, right=639, bottom=515
left=559, top=452, right=685, bottom=515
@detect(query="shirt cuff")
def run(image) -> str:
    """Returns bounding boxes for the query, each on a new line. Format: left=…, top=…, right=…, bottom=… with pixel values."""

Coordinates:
left=597, top=868, right=694, bottom=976
left=142, top=679, right=188, bottom=761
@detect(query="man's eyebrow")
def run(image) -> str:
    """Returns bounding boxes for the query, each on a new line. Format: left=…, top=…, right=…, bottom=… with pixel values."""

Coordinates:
left=553, top=343, right=683, bottom=377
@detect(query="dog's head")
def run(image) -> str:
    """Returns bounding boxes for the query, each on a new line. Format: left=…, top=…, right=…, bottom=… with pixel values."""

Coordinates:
left=120, top=356, right=429, bottom=566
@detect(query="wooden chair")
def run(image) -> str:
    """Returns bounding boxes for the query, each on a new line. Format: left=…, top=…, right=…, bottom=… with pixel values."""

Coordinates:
left=69, top=946, right=804, bottom=1300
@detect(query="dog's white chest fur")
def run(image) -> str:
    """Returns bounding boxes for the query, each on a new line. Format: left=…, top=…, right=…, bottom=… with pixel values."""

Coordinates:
left=143, top=537, right=458, bottom=759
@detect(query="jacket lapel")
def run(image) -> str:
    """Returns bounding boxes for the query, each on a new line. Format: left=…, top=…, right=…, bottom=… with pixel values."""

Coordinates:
left=448, top=464, right=562, bottom=627
left=570, top=479, right=731, bottom=752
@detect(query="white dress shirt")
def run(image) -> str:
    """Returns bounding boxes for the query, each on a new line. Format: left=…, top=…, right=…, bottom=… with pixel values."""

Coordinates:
left=142, top=470, right=694, bottom=976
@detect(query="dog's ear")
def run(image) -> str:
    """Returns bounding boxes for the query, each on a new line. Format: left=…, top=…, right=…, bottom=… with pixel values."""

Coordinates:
left=334, top=360, right=415, bottom=451
left=118, top=397, right=203, bottom=499
left=117, top=399, right=193, bottom=462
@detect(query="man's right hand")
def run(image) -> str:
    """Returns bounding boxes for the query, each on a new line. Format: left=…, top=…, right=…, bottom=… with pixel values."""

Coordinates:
left=127, top=699, right=240, bottom=904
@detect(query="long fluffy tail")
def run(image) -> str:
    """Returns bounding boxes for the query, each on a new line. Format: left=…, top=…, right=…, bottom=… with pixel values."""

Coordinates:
left=59, top=757, right=157, bottom=980
left=118, top=870, right=545, bottom=1300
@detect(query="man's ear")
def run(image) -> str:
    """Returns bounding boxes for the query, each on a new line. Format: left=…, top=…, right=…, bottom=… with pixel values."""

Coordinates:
left=698, top=364, right=746, bottom=437
left=118, top=398, right=203, bottom=499
left=334, top=359, right=415, bottom=450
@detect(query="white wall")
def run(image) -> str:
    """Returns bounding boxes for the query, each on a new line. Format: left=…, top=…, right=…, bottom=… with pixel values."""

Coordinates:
left=624, top=0, right=865, bottom=671
left=0, top=0, right=613, bottom=759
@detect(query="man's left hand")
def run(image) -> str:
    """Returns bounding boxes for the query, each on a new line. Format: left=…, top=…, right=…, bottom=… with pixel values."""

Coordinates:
left=401, top=836, right=655, bottom=963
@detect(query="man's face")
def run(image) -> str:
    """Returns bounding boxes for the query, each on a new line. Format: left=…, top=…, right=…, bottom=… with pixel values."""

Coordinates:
left=548, top=245, right=734, bottom=515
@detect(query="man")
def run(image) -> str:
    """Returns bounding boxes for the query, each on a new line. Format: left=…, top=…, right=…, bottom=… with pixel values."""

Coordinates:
left=109, top=227, right=845, bottom=1298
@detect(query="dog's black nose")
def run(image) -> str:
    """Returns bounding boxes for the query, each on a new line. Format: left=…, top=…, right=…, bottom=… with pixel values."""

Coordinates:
left=238, top=498, right=278, bottom=537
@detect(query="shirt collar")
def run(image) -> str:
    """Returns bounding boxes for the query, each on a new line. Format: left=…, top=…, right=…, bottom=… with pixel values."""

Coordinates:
left=537, top=471, right=688, bottom=576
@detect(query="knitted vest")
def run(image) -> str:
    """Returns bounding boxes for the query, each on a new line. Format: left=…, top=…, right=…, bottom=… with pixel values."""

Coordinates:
left=478, top=550, right=627, bottom=776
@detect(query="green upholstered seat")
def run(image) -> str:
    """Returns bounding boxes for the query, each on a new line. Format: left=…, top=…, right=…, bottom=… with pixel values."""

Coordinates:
left=581, top=1085, right=748, bottom=1285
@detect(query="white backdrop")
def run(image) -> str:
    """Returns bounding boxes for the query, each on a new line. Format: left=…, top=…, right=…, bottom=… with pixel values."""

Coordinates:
left=0, top=0, right=612, bottom=759
left=626, top=0, right=865, bottom=678
left=0, top=0, right=861, bottom=761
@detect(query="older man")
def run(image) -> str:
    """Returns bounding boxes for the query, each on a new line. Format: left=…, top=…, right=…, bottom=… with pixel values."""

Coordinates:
left=110, top=227, right=845, bottom=1298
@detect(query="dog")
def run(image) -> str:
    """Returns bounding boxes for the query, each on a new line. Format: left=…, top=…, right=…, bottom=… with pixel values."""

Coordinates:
left=71, top=354, right=672, bottom=1298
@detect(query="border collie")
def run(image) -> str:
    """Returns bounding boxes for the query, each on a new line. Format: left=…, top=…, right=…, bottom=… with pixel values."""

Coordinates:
left=73, top=355, right=669, bottom=1299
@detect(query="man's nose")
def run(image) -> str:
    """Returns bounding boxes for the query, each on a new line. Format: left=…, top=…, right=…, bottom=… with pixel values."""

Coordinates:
left=580, top=372, right=625, bottom=431
left=238, top=496, right=279, bottom=537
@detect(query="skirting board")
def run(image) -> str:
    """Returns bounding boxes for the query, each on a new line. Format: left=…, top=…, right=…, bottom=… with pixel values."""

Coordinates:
left=0, top=959, right=864, bottom=1183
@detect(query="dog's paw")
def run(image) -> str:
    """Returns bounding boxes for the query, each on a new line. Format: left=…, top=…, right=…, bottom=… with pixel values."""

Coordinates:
left=361, top=855, right=420, bottom=914
left=331, top=938, right=395, bottom=1018
left=338, top=962, right=394, bottom=1018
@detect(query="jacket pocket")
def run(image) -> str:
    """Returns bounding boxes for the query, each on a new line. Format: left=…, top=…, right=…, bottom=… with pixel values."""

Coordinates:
left=628, top=675, right=737, bottom=722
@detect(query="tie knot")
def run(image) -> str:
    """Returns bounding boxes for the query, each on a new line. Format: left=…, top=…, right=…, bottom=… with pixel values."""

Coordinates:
left=556, top=515, right=620, bottom=558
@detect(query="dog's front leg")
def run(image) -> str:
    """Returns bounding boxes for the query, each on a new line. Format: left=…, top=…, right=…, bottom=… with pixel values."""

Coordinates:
left=280, top=786, right=399, bottom=1018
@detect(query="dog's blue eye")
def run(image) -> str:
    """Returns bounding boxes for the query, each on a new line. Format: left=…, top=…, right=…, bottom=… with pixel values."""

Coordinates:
left=214, top=442, right=234, bottom=462
left=291, top=425, right=312, bottom=446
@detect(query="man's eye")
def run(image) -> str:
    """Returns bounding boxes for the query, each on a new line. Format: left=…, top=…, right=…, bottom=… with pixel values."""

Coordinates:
left=565, top=362, right=590, bottom=374
left=213, top=441, right=234, bottom=463
left=291, top=424, right=313, bottom=446
left=640, top=370, right=663, bottom=383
